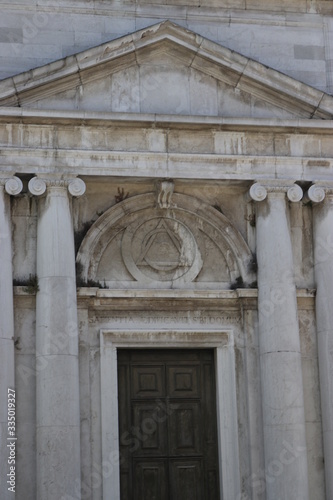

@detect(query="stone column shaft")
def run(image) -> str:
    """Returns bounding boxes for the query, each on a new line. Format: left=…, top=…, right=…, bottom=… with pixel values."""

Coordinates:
left=308, top=184, right=333, bottom=499
left=29, top=177, right=85, bottom=500
left=250, top=182, right=309, bottom=500
left=0, top=177, right=22, bottom=500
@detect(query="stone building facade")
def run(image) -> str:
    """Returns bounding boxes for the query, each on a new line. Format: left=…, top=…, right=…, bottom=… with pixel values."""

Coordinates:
left=0, top=2, right=333, bottom=500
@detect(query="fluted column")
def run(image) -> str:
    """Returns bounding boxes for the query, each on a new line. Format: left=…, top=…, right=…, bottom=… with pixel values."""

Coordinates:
left=250, top=182, right=309, bottom=500
left=307, top=183, right=333, bottom=500
left=29, top=176, right=86, bottom=500
left=0, top=176, right=23, bottom=500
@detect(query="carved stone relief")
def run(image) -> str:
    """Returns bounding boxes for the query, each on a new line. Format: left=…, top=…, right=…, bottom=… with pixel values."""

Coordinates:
left=77, top=192, right=254, bottom=289
left=122, top=216, right=202, bottom=283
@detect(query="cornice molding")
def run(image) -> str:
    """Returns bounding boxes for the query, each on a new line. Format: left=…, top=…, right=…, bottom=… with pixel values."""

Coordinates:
left=0, top=21, right=332, bottom=118
left=2, top=149, right=333, bottom=181
left=0, top=108, right=333, bottom=133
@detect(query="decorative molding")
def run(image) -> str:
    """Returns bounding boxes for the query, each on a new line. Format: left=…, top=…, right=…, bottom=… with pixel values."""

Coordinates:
left=287, top=184, right=303, bottom=202
left=1, top=109, right=333, bottom=132
left=0, top=21, right=331, bottom=118
left=307, top=183, right=333, bottom=203
left=28, top=176, right=86, bottom=197
left=307, top=185, right=326, bottom=203
left=100, top=328, right=241, bottom=500
left=249, top=183, right=267, bottom=202
left=250, top=182, right=303, bottom=202
left=76, top=192, right=254, bottom=288
left=156, top=179, right=174, bottom=209
left=121, top=215, right=203, bottom=284
left=68, top=178, right=86, bottom=197
left=28, top=177, right=47, bottom=196
left=0, top=176, right=23, bottom=195
left=3, top=148, right=333, bottom=181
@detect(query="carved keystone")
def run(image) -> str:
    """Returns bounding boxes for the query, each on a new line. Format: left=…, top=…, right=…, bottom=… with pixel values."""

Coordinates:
left=156, top=180, right=174, bottom=209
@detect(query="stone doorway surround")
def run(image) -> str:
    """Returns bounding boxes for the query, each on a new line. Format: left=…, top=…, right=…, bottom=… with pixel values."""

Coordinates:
left=100, top=329, right=240, bottom=500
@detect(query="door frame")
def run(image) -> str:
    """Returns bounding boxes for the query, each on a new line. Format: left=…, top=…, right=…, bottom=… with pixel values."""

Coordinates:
left=100, top=329, right=241, bottom=500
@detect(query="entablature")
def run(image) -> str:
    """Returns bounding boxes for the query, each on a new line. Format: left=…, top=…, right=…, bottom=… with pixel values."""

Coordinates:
left=0, top=111, right=332, bottom=181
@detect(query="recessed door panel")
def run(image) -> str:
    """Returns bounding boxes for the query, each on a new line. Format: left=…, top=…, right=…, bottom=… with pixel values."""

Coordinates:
left=170, top=459, right=203, bottom=500
left=168, top=402, right=202, bottom=456
left=132, top=365, right=165, bottom=399
left=133, top=459, right=168, bottom=500
left=132, top=401, right=168, bottom=456
left=167, top=365, right=200, bottom=398
left=117, top=349, right=220, bottom=499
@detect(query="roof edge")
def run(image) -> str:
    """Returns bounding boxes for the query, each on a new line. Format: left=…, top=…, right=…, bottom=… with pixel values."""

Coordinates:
left=0, top=21, right=332, bottom=118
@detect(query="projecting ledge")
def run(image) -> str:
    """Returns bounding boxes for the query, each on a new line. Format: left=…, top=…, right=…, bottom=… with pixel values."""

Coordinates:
left=13, top=287, right=315, bottom=299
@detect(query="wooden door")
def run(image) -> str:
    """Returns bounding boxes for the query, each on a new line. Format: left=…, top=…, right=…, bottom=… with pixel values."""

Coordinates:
left=117, top=349, right=220, bottom=500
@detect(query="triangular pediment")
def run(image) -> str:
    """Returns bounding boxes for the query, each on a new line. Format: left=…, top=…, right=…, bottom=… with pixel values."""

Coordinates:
left=1, top=21, right=332, bottom=119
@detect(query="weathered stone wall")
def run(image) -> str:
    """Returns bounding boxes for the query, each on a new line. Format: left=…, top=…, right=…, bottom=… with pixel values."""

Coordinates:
left=2, top=2, right=331, bottom=497
left=1, top=1, right=332, bottom=93
left=10, top=178, right=325, bottom=499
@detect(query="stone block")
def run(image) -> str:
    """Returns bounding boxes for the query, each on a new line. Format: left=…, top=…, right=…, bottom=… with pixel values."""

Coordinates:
left=74, top=31, right=102, bottom=46
left=189, top=68, right=218, bottom=115
left=302, top=357, right=322, bottom=423
left=14, top=308, right=36, bottom=356
left=36, top=279, right=79, bottom=356
left=186, top=21, right=219, bottom=41
left=218, top=83, right=251, bottom=118
left=32, top=87, right=78, bottom=110
left=294, top=44, right=325, bottom=60
left=104, top=16, right=136, bottom=34
left=80, top=76, right=113, bottom=112
left=111, top=66, right=140, bottom=113
left=36, top=355, right=80, bottom=427
left=36, top=425, right=81, bottom=498
left=289, top=135, right=321, bottom=157
left=260, top=351, right=306, bottom=425
left=15, top=421, right=36, bottom=500
left=246, top=0, right=307, bottom=12
left=168, top=129, right=214, bottom=153
left=305, top=422, right=326, bottom=500
left=70, top=13, right=105, bottom=33
left=285, top=70, right=327, bottom=92
left=146, top=129, right=167, bottom=152
left=321, top=136, right=333, bottom=157
left=140, top=65, right=190, bottom=114
left=245, top=132, right=275, bottom=156
left=0, top=28, right=23, bottom=44
left=0, top=11, right=28, bottom=28
left=214, top=131, right=246, bottom=155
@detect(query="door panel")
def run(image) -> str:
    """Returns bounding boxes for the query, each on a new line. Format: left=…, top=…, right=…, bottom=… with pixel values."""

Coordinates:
left=133, top=460, right=168, bottom=500
left=167, top=365, right=200, bottom=398
left=132, top=402, right=168, bottom=456
left=117, top=349, right=220, bottom=499
left=168, top=402, right=202, bottom=456
left=132, top=365, right=165, bottom=399
left=170, top=459, right=203, bottom=500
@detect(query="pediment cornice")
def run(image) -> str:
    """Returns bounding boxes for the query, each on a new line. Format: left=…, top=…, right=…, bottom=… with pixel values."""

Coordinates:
left=0, top=21, right=332, bottom=119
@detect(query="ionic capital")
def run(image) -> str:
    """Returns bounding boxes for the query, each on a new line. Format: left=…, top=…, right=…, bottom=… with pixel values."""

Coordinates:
left=0, top=175, right=23, bottom=196
left=249, top=182, right=303, bottom=203
left=28, top=176, right=86, bottom=197
left=307, top=183, right=333, bottom=204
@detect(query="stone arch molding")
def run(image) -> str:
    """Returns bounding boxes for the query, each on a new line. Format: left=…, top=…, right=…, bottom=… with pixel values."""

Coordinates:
left=77, top=192, right=254, bottom=289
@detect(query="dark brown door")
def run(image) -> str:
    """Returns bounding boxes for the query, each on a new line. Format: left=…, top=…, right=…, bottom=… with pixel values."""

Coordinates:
left=117, top=349, right=220, bottom=500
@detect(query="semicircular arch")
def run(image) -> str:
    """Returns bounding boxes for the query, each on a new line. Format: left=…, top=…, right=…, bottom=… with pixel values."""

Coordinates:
left=76, top=192, right=255, bottom=289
